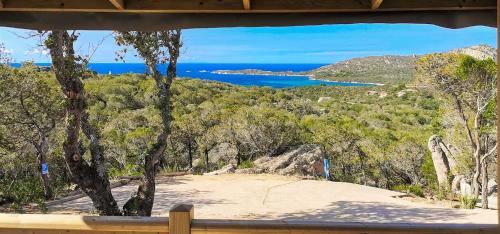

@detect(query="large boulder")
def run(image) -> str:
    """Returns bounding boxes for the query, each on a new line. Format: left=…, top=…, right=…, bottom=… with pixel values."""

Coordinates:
left=236, top=144, right=326, bottom=177
left=428, top=135, right=452, bottom=187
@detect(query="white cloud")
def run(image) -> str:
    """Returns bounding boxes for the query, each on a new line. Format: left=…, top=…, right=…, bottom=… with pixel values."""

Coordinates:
left=0, top=47, right=13, bottom=54
left=24, top=48, right=50, bottom=56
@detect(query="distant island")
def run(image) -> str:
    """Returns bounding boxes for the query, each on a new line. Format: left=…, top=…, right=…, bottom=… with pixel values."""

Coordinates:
left=213, top=69, right=307, bottom=77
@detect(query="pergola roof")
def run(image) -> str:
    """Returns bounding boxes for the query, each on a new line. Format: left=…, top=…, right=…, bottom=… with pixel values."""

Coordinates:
left=0, top=0, right=496, bottom=30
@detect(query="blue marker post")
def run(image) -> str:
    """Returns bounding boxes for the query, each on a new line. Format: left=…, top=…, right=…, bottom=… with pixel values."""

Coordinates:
left=324, top=159, right=330, bottom=180
left=41, top=163, right=49, bottom=175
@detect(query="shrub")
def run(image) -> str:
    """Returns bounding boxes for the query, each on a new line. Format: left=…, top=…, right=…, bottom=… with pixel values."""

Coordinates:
left=238, top=160, right=254, bottom=169
left=392, top=184, right=425, bottom=198
left=459, top=195, right=478, bottom=209
left=436, top=184, right=452, bottom=200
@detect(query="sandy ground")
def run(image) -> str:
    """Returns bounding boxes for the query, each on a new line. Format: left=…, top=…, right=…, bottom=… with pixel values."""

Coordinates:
left=48, top=174, right=497, bottom=224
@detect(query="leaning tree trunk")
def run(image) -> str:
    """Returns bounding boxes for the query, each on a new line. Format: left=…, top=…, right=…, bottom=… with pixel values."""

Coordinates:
left=472, top=147, right=482, bottom=197
left=46, top=31, right=121, bottom=216
left=428, top=135, right=452, bottom=187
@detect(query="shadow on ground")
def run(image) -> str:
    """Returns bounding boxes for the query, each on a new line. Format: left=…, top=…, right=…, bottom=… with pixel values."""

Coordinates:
left=247, top=201, right=472, bottom=224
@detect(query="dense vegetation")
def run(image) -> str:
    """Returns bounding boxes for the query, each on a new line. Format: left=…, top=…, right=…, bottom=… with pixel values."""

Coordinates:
left=1, top=65, right=443, bottom=208
left=0, top=45, right=496, bottom=212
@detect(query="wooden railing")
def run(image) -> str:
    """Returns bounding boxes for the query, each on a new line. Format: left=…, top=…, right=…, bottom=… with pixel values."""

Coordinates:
left=0, top=204, right=498, bottom=234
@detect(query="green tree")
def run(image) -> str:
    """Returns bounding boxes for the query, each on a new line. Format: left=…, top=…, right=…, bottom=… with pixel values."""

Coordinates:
left=0, top=63, right=64, bottom=199
left=114, top=30, right=182, bottom=216
left=45, top=31, right=122, bottom=215
left=416, top=53, right=497, bottom=208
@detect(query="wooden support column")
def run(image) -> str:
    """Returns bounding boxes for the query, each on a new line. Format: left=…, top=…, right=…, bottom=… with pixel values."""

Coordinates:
left=371, top=0, right=383, bottom=9
left=497, top=0, right=499, bottom=225
left=169, top=204, right=194, bottom=234
left=243, top=0, right=251, bottom=10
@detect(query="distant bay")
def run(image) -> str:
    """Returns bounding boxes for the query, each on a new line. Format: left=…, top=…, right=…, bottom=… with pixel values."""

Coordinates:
left=12, top=63, right=373, bottom=88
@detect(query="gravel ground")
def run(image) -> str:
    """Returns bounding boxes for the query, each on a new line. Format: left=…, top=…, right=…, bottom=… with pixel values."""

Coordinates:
left=47, top=174, right=497, bottom=224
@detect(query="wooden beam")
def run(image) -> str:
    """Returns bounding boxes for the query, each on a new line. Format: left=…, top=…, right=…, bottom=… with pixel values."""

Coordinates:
left=109, top=0, right=125, bottom=10
left=191, top=220, right=500, bottom=234
left=0, top=214, right=168, bottom=232
left=243, top=0, right=251, bottom=10
left=0, top=0, right=495, bottom=13
left=372, top=0, right=383, bottom=9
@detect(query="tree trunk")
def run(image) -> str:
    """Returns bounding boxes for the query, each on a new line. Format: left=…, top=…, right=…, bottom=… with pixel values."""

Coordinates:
left=38, top=153, right=53, bottom=200
left=481, top=158, right=489, bottom=209
left=46, top=31, right=121, bottom=216
left=36, top=132, right=53, bottom=200
left=205, top=149, right=209, bottom=172
left=188, top=142, right=193, bottom=168
left=235, top=142, right=241, bottom=166
left=480, top=134, right=489, bottom=209
left=472, top=148, right=482, bottom=197
left=236, top=151, right=241, bottom=167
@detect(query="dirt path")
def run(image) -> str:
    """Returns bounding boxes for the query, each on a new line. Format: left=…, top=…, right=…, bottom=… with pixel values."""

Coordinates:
left=48, top=174, right=497, bottom=224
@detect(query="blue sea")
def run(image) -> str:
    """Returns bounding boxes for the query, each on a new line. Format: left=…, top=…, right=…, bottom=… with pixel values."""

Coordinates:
left=17, top=63, right=372, bottom=88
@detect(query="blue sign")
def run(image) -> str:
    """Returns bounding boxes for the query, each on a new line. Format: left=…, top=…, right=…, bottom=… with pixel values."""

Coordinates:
left=324, top=159, right=329, bottom=180
left=41, top=163, right=49, bottom=175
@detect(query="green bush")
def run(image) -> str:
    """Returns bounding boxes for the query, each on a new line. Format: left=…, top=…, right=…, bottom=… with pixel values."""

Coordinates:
left=392, top=184, right=425, bottom=197
left=459, top=195, right=478, bottom=209
left=238, top=160, right=254, bottom=169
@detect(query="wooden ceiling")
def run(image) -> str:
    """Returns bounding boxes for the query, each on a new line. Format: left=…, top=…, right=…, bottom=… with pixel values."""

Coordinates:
left=0, top=0, right=496, bottom=13
left=0, top=1, right=496, bottom=30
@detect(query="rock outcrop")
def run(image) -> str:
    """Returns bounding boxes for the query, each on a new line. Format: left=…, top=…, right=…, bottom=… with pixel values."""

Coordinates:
left=204, top=164, right=236, bottom=176
left=428, top=135, right=452, bottom=187
left=236, top=144, right=326, bottom=177
left=451, top=44, right=496, bottom=61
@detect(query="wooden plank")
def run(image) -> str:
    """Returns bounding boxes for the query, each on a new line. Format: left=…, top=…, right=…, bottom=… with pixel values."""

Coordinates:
left=169, top=204, right=194, bottom=234
left=0, top=229, right=167, bottom=234
left=109, top=0, right=125, bottom=10
left=371, top=0, right=383, bottom=9
left=0, top=214, right=168, bottom=233
left=191, top=220, right=500, bottom=234
left=243, top=0, right=251, bottom=10
left=0, top=0, right=495, bottom=13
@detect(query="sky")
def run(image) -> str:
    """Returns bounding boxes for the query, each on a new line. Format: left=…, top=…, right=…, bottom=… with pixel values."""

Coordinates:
left=0, top=24, right=496, bottom=64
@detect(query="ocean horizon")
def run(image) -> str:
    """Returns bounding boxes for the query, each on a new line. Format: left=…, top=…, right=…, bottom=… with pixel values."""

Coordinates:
left=12, top=63, right=373, bottom=88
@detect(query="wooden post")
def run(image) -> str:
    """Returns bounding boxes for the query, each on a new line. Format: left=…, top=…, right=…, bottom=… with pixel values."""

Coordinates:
left=497, top=0, right=499, bottom=225
left=169, top=204, right=194, bottom=234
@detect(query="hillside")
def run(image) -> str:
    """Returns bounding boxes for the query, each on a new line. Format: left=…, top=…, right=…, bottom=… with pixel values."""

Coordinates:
left=309, top=55, right=418, bottom=85
left=213, top=45, right=497, bottom=86
left=309, top=44, right=496, bottom=85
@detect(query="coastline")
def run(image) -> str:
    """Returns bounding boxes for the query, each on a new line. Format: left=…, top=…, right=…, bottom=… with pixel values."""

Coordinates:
left=212, top=70, right=385, bottom=86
